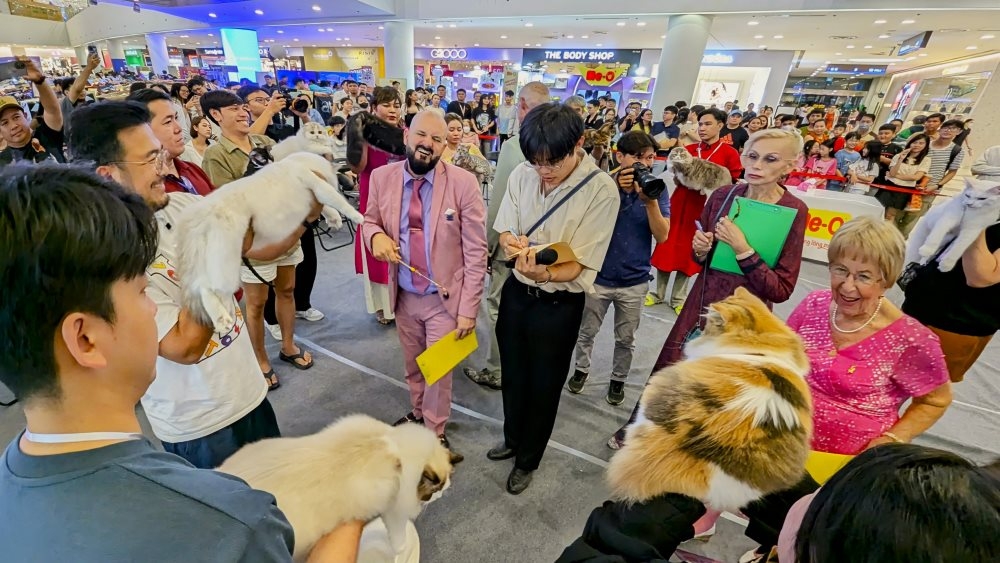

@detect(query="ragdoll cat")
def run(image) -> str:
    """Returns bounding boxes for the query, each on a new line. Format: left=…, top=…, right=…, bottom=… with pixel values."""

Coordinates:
left=668, top=146, right=733, bottom=196
left=175, top=152, right=364, bottom=332
left=218, top=414, right=461, bottom=561
left=451, top=143, right=494, bottom=183
left=270, top=121, right=335, bottom=162
left=607, top=287, right=813, bottom=512
left=906, top=177, right=1000, bottom=272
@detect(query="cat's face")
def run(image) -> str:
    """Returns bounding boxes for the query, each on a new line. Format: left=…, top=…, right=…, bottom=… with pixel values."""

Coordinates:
left=416, top=442, right=462, bottom=504
left=961, top=178, right=1000, bottom=209
left=300, top=122, right=327, bottom=142
left=701, top=287, right=798, bottom=346
left=669, top=147, right=692, bottom=165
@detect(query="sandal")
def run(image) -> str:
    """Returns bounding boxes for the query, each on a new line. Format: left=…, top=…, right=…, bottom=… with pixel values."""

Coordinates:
left=279, top=348, right=314, bottom=370
left=376, top=310, right=394, bottom=326
left=263, top=369, right=280, bottom=391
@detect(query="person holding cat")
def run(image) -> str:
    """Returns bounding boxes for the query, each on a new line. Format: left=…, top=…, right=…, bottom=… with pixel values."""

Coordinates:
left=364, top=109, right=488, bottom=460
left=902, top=147, right=1000, bottom=383
left=610, top=128, right=807, bottom=450
left=348, top=86, right=406, bottom=326
left=441, top=112, right=487, bottom=169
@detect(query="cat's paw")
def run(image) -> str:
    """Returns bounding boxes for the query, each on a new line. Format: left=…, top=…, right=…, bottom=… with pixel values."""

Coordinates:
left=325, top=211, right=343, bottom=230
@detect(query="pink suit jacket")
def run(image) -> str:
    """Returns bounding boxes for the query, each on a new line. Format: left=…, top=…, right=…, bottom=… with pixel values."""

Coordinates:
left=362, top=159, right=488, bottom=320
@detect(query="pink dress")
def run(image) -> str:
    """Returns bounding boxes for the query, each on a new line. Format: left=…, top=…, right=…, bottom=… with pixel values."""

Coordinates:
left=787, top=290, right=949, bottom=455
left=354, top=145, right=403, bottom=284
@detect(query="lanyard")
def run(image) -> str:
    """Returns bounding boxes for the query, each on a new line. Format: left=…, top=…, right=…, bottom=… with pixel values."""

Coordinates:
left=697, top=141, right=723, bottom=162
left=23, top=430, right=142, bottom=444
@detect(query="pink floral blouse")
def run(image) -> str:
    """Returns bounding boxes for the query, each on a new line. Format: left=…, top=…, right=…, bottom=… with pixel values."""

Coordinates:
left=787, top=290, right=949, bottom=455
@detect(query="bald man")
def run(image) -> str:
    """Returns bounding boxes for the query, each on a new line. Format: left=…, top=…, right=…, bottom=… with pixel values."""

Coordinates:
left=363, top=110, right=488, bottom=457
left=464, top=81, right=551, bottom=390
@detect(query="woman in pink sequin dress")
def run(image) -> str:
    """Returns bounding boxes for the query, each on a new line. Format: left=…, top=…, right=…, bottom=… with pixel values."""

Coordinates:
left=788, top=216, right=952, bottom=455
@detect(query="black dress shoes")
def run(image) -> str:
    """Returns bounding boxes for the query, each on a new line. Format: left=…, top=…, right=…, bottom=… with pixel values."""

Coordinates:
left=487, top=443, right=515, bottom=461
left=392, top=412, right=423, bottom=426
left=506, top=467, right=533, bottom=495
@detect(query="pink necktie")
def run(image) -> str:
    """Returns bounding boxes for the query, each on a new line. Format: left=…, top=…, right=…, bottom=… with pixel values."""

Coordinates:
left=408, top=177, right=429, bottom=293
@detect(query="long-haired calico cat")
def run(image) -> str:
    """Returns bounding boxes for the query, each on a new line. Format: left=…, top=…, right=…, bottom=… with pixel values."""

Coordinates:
left=668, top=146, right=733, bottom=196
left=606, top=288, right=813, bottom=512
left=218, top=415, right=461, bottom=561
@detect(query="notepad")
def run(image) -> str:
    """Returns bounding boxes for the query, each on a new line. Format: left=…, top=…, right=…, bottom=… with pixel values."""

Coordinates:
left=805, top=450, right=854, bottom=485
left=416, top=330, right=479, bottom=386
left=710, top=197, right=798, bottom=275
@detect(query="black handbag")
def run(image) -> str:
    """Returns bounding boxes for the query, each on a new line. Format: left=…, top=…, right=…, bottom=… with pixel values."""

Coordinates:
left=897, top=247, right=945, bottom=291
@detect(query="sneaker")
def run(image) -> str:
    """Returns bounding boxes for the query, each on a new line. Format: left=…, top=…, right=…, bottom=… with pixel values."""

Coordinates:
left=295, top=307, right=325, bottom=322
left=607, top=428, right=626, bottom=450
left=606, top=380, right=625, bottom=405
left=266, top=323, right=282, bottom=341
left=673, top=304, right=684, bottom=315
left=567, top=370, right=588, bottom=394
left=691, top=524, right=716, bottom=541
left=644, top=294, right=660, bottom=307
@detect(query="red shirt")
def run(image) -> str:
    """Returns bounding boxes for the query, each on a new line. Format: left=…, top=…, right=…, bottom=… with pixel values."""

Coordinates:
left=165, top=159, right=215, bottom=196
left=687, top=139, right=743, bottom=182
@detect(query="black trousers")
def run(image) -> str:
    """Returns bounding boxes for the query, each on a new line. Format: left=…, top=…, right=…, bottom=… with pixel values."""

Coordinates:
left=264, top=227, right=317, bottom=325
left=498, top=277, right=586, bottom=471
left=742, top=473, right=820, bottom=551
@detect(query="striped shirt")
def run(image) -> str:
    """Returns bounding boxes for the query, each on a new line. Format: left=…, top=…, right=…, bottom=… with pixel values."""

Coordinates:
left=927, top=142, right=963, bottom=185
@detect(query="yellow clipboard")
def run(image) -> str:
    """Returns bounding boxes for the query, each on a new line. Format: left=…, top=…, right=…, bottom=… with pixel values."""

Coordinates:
left=805, top=450, right=854, bottom=485
left=416, top=330, right=479, bottom=385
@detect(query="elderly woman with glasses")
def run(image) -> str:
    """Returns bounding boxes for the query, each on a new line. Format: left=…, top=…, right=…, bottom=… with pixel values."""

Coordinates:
left=790, top=216, right=952, bottom=456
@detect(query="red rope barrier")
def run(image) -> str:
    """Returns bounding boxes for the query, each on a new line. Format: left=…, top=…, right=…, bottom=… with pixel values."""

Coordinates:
left=786, top=170, right=945, bottom=196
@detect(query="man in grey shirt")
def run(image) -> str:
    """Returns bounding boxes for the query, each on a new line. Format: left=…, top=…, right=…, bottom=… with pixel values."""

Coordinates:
left=463, top=81, right=550, bottom=390
left=0, top=163, right=360, bottom=561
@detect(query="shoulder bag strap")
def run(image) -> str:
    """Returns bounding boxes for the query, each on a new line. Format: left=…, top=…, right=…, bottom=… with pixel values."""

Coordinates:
left=523, top=170, right=602, bottom=238
left=690, top=184, right=743, bottom=329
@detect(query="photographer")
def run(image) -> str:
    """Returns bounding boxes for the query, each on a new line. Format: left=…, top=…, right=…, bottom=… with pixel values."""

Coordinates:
left=240, top=84, right=287, bottom=139
left=568, top=131, right=670, bottom=406
left=0, top=57, right=65, bottom=166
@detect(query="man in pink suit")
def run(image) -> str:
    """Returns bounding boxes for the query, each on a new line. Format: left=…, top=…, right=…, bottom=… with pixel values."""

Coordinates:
left=363, top=110, right=487, bottom=459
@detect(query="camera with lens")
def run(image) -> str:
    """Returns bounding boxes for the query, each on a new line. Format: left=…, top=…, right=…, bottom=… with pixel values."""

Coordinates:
left=292, top=97, right=309, bottom=113
left=631, top=163, right=667, bottom=200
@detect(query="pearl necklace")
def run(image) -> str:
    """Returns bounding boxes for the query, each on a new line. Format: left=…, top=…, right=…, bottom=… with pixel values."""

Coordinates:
left=832, top=297, right=882, bottom=333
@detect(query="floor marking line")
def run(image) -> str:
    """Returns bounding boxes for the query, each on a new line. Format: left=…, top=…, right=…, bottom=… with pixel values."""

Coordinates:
left=952, top=400, right=1000, bottom=417
left=296, top=336, right=612, bottom=468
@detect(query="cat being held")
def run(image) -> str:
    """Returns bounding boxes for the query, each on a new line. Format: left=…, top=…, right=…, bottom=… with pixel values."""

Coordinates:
left=606, top=287, right=813, bottom=512
left=668, top=147, right=732, bottom=196
left=907, top=177, right=1000, bottom=272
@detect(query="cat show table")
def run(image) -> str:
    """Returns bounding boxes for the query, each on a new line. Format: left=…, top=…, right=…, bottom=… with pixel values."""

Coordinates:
left=788, top=189, right=884, bottom=263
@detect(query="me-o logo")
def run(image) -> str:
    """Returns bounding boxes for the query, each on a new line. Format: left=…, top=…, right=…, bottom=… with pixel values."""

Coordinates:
left=431, top=48, right=468, bottom=59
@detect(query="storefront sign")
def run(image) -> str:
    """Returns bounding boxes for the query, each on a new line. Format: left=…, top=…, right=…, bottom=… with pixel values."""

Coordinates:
left=942, top=64, right=969, bottom=76
left=521, top=48, right=641, bottom=69
left=198, top=47, right=226, bottom=57
left=577, top=64, right=626, bottom=87
left=430, top=48, right=467, bottom=59
left=824, top=64, right=887, bottom=76
left=702, top=52, right=734, bottom=65
left=258, top=46, right=271, bottom=59
left=791, top=190, right=884, bottom=262
left=303, top=47, right=382, bottom=73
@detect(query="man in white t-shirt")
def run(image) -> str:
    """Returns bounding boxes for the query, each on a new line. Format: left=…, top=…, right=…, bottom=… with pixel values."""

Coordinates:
left=69, top=100, right=304, bottom=469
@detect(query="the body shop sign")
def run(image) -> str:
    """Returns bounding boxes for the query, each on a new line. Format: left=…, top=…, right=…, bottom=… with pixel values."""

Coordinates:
left=521, top=48, right=642, bottom=71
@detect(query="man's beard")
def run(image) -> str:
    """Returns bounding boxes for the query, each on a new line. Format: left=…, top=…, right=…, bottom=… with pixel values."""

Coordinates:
left=406, top=145, right=440, bottom=176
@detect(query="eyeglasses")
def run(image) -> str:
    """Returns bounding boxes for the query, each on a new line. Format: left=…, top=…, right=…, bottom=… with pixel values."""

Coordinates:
left=245, top=96, right=269, bottom=104
left=110, top=148, right=169, bottom=176
left=529, top=154, right=571, bottom=173
left=828, top=264, right=882, bottom=287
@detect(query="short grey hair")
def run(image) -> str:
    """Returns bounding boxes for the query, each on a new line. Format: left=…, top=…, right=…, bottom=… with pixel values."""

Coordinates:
left=564, top=95, right=586, bottom=111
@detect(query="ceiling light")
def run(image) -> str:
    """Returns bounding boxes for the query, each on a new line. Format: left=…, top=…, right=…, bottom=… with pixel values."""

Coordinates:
left=982, top=34, right=996, bottom=39
left=293, top=38, right=299, bottom=42
left=318, top=28, right=324, bottom=32
left=835, top=52, right=842, bottom=55
left=864, top=45, right=872, bottom=49
left=378, top=26, right=384, bottom=30
left=637, top=22, right=646, bottom=27
left=311, top=44, right=316, bottom=47
left=660, top=35, right=666, bottom=39
left=535, top=43, right=541, bottom=46
left=208, top=12, right=216, bottom=17
left=311, top=4, right=320, bottom=11
left=180, top=35, right=189, bottom=38
left=525, top=43, right=531, bottom=46
left=758, top=44, right=767, bottom=49
left=449, top=23, right=456, bottom=28
left=567, top=35, right=574, bottom=39
left=207, top=33, right=213, bottom=36
left=754, top=34, right=764, bottom=39
left=918, top=53, right=928, bottom=56
left=347, top=44, right=352, bottom=46
left=901, top=19, right=914, bottom=24
left=773, top=35, right=783, bottom=39
left=525, top=22, right=534, bottom=27
left=276, top=30, right=283, bottom=34
left=747, top=21, right=759, bottom=26
left=335, top=37, right=342, bottom=40
left=434, top=36, right=441, bottom=39
left=581, top=35, right=589, bottom=39
left=343, top=37, right=349, bottom=40
left=254, top=9, right=263, bottom=15
left=616, top=22, right=626, bottom=27
left=967, top=45, right=978, bottom=49
left=435, top=24, right=443, bottom=28
left=874, top=19, right=886, bottom=24
left=878, top=34, right=890, bottom=39
left=326, top=27, right=333, bottom=31
left=846, top=45, right=855, bottom=48
left=123, top=40, right=129, bottom=43
left=596, top=43, right=603, bottom=47
left=474, top=43, right=480, bottom=46
left=500, top=35, right=507, bottom=39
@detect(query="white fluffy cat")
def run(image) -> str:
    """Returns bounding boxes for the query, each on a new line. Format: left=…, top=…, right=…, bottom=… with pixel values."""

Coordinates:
left=218, top=415, right=460, bottom=561
left=271, top=122, right=335, bottom=162
left=907, top=177, right=1000, bottom=272
left=175, top=152, right=364, bottom=332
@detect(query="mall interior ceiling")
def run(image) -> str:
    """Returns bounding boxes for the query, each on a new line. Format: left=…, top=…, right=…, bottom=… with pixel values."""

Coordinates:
left=3, top=2, right=1000, bottom=78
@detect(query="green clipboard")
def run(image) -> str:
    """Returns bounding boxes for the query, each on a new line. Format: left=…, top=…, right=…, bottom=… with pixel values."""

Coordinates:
left=710, top=196, right=797, bottom=275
